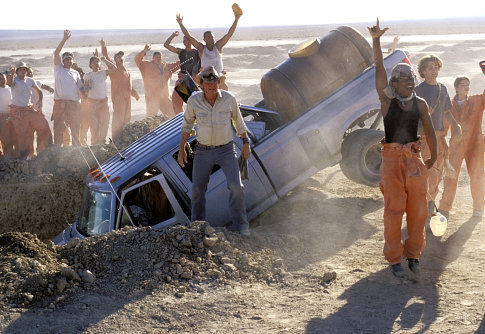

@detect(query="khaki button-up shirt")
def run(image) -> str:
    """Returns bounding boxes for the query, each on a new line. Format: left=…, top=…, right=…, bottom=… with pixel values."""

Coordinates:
left=181, top=90, right=248, bottom=146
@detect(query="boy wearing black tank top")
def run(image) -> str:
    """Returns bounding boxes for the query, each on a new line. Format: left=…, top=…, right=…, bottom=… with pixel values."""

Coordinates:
left=369, top=19, right=437, bottom=278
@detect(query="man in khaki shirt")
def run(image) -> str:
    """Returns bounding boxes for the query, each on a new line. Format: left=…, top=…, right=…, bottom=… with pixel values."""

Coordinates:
left=178, top=66, right=251, bottom=235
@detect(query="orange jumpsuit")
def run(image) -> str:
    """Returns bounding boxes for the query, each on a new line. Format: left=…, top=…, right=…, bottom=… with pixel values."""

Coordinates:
left=52, top=100, right=81, bottom=146
left=439, top=93, right=485, bottom=212
left=0, top=114, right=15, bottom=156
left=79, top=95, right=90, bottom=145
left=109, top=67, right=136, bottom=139
left=9, top=106, right=52, bottom=158
left=420, top=130, right=448, bottom=201
left=135, top=52, right=178, bottom=118
left=380, top=140, right=429, bottom=264
left=87, top=97, right=109, bottom=145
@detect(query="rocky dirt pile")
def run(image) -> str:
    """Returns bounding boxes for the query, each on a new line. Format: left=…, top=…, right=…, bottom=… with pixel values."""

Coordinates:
left=0, top=232, right=61, bottom=308
left=0, top=116, right=168, bottom=241
left=0, top=221, right=286, bottom=309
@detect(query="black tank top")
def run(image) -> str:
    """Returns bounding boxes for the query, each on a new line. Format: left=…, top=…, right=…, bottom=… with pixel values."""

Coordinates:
left=179, top=49, right=201, bottom=77
left=384, top=97, right=420, bottom=144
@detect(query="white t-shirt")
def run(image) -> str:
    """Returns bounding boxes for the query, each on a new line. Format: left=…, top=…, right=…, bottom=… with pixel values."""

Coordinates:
left=0, top=86, right=12, bottom=113
left=84, top=70, right=107, bottom=100
left=54, top=63, right=83, bottom=101
left=201, top=46, right=223, bottom=74
left=11, top=76, right=38, bottom=107
left=31, top=79, right=43, bottom=109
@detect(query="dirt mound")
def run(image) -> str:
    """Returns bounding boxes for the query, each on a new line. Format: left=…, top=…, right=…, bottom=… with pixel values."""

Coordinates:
left=0, top=116, right=168, bottom=241
left=59, top=221, right=285, bottom=289
left=0, top=221, right=285, bottom=308
left=0, top=232, right=60, bottom=308
left=113, top=115, right=168, bottom=148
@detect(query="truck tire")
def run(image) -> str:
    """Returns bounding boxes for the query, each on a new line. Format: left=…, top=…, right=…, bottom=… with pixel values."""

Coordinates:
left=340, top=129, right=384, bottom=187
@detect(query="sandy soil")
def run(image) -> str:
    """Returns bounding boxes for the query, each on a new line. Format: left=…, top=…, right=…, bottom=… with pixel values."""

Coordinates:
left=1, top=166, right=484, bottom=333
left=1, top=21, right=485, bottom=333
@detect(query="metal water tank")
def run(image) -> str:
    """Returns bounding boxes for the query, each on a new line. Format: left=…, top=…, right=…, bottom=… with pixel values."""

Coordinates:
left=260, top=26, right=374, bottom=122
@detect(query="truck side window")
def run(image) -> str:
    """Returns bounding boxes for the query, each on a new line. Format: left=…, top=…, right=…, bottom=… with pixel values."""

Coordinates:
left=119, top=180, right=175, bottom=228
left=240, top=109, right=284, bottom=140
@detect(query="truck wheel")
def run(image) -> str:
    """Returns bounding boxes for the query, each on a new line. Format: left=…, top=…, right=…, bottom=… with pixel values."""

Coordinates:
left=340, top=129, right=384, bottom=187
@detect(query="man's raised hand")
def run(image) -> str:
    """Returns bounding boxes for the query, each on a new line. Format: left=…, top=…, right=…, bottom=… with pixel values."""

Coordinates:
left=63, top=30, right=71, bottom=40
left=176, top=13, right=183, bottom=25
left=367, top=18, right=389, bottom=39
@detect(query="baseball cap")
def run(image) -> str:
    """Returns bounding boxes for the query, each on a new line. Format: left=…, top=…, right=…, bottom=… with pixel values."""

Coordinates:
left=62, top=52, right=74, bottom=61
left=15, top=61, right=29, bottom=72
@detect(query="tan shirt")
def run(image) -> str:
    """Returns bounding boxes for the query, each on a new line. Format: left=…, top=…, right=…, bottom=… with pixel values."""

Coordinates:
left=182, top=90, right=247, bottom=146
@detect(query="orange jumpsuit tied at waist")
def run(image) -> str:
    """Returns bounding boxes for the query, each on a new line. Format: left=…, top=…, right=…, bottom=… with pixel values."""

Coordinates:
left=52, top=99, right=81, bottom=146
left=0, top=113, right=15, bottom=156
left=380, top=139, right=429, bottom=265
left=109, top=69, right=135, bottom=139
left=87, top=97, right=109, bottom=145
left=9, top=105, right=52, bottom=158
left=420, top=130, right=447, bottom=201
left=440, top=93, right=485, bottom=212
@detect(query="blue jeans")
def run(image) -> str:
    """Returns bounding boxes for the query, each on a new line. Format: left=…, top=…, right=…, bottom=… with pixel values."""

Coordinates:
left=191, top=141, right=248, bottom=226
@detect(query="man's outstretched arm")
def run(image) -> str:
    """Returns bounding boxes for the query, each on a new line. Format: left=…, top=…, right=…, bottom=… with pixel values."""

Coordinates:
left=215, top=10, right=241, bottom=51
left=54, top=30, right=71, bottom=65
left=176, top=14, right=204, bottom=53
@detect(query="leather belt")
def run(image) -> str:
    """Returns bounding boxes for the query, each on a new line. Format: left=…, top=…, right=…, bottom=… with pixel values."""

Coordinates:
left=197, top=141, right=232, bottom=149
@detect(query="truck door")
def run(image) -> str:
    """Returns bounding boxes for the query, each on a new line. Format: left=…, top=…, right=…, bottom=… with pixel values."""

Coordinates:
left=115, top=174, right=190, bottom=230
left=163, top=140, right=277, bottom=227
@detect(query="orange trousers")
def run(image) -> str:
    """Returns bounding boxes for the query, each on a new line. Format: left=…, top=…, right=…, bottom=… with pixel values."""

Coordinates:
left=52, top=100, right=81, bottom=146
left=9, top=107, right=52, bottom=158
left=440, top=138, right=484, bottom=212
left=79, top=97, right=90, bottom=146
left=146, top=94, right=174, bottom=118
left=87, top=98, right=109, bottom=145
left=421, top=131, right=448, bottom=201
left=380, top=141, right=429, bottom=264
left=0, top=114, right=15, bottom=156
left=111, top=93, right=131, bottom=139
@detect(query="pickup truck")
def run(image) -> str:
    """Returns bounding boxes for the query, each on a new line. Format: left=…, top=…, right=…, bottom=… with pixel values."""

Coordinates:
left=53, top=47, right=409, bottom=245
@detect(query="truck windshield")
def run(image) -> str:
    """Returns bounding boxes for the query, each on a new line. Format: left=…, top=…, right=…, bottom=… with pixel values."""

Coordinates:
left=77, top=187, right=112, bottom=237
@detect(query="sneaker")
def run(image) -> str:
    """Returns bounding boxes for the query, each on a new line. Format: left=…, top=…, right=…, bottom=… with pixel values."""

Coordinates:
left=472, top=210, right=483, bottom=219
left=439, top=210, right=450, bottom=220
left=390, top=263, right=404, bottom=278
left=226, top=222, right=250, bottom=236
left=407, top=258, right=420, bottom=275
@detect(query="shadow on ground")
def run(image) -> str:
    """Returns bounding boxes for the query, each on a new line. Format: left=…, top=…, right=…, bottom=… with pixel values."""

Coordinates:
left=305, top=216, right=482, bottom=334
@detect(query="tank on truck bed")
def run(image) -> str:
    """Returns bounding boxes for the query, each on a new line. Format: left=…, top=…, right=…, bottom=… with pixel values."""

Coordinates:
left=53, top=26, right=410, bottom=245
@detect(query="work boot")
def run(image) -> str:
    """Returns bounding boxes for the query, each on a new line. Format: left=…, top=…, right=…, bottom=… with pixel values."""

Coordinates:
left=439, top=210, right=450, bottom=220
left=407, top=258, right=420, bottom=275
left=390, top=263, right=404, bottom=278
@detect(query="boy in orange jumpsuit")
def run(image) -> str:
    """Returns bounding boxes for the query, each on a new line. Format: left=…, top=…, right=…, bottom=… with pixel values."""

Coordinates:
left=100, top=39, right=139, bottom=139
left=7, top=63, right=52, bottom=158
left=135, top=45, right=179, bottom=118
left=439, top=76, right=485, bottom=219
left=369, top=19, right=437, bottom=277
left=415, top=55, right=462, bottom=217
